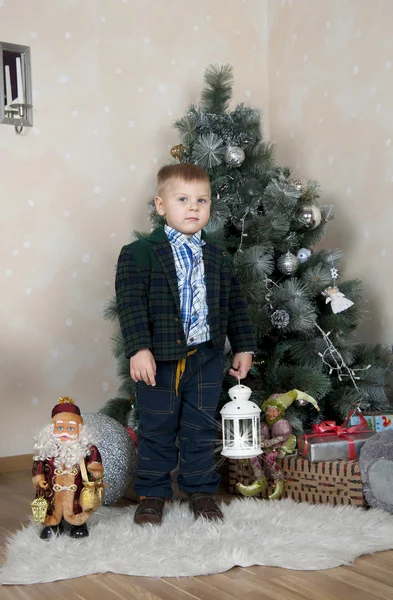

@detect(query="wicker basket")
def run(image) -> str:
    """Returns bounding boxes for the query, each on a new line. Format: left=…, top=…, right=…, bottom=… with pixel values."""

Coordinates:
left=228, top=455, right=366, bottom=506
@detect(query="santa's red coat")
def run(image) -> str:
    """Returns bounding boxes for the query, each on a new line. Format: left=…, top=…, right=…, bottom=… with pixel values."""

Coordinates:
left=32, top=445, right=102, bottom=526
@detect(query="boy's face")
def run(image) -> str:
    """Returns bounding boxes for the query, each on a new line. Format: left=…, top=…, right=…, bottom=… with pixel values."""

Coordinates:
left=155, top=178, right=211, bottom=236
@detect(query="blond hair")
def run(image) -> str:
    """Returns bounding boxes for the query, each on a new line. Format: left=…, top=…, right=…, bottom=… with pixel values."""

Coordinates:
left=157, top=163, right=210, bottom=195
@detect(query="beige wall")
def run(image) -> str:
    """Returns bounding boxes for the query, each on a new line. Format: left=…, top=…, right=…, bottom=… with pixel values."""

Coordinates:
left=267, top=0, right=393, bottom=346
left=0, top=0, right=269, bottom=456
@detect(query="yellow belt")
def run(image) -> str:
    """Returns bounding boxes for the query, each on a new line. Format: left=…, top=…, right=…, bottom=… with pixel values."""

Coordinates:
left=175, top=349, right=197, bottom=396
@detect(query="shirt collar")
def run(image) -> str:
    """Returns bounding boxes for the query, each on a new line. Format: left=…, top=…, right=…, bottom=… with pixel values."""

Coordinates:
left=164, top=225, right=205, bottom=250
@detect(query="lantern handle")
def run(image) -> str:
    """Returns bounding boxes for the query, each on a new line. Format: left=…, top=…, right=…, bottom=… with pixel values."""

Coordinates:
left=237, top=375, right=241, bottom=386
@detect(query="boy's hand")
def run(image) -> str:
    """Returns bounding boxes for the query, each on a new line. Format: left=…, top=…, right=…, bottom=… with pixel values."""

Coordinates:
left=229, top=353, right=253, bottom=380
left=130, top=349, right=156, bottom=386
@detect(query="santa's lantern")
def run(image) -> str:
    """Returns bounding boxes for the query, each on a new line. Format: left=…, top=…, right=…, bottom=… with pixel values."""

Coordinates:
left=31, top=496, right=49, bottom=523
left=220, top=384, right=262, bottom=459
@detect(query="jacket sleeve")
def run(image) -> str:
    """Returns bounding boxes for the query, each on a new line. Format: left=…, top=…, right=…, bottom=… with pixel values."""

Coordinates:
left=32, top=460, right=45, bottom=482
left=115, top=245, right=152, bottom=359
left=226, top=261, right=257, bottom=354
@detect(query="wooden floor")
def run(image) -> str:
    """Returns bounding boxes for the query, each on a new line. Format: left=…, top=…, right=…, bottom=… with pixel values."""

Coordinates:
left=1, top=471, right=393, bottom=600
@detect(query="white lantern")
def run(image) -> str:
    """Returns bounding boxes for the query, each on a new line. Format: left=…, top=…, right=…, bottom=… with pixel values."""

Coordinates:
left=220, top=384, right=262, bottom=459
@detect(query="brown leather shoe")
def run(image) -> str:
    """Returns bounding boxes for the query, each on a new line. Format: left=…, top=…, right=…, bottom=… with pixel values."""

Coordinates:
left=134, top=496, right=165, bottom=525
left=190, top=493, right=224, bottom=521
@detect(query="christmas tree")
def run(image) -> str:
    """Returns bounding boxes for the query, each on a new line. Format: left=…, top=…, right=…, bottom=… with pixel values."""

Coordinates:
left=102, top=64, right=390, bottom=434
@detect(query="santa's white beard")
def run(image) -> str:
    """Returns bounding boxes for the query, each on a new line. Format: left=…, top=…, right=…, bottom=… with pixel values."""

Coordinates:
left=33, top=424, right=96, bottom=469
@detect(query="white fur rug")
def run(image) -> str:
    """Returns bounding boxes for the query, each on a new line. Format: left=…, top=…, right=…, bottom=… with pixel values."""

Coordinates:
left=2, top=498, right=393, bottom=585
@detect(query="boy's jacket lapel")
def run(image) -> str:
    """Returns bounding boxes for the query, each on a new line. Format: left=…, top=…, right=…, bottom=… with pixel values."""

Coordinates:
left=148, top=227, right=181, bottom=312
left=153, top=242, right=181, bottom=312
left=148, top=226, right=221, bottom=316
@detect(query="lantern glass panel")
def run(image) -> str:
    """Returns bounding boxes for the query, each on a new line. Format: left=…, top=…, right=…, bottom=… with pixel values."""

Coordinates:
left=224, top=419, right=234, bottom=447
left=239, top=418, right=253, bottom=447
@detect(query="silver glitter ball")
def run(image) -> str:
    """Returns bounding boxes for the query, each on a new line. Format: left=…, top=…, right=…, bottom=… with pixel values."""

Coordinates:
left=277, top=251, right=298, bottom=276
left=225, top=145, right=245, bottom=167
left=82, top=413, right=136, bottom=506
left=297, top=247, right=312, bottom=264
left=297, top=204, right=322, bottom=230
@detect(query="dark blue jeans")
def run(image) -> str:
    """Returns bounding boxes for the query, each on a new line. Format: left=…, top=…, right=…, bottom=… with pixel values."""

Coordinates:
left=134, top=343, right=223, bottom=498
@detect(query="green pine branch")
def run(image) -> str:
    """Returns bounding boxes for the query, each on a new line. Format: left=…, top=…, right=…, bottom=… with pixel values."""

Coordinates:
left=200, top=64, right=234, bottom=114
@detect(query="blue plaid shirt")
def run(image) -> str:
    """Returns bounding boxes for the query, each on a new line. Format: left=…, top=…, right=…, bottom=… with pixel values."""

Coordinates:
left=164, top=225, right=210, bottom=346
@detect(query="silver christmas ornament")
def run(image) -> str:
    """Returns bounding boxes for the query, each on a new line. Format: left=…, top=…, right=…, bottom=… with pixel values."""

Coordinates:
left=271, top=309, right=290, bottom=329
left=225, top=145, right=245, bottom=167
left=297, top=204, right=322, bottom=230
left=297, top=248, right=312, bottom=264
left=82, top=413, right=136, bottom=506
left=277, top=252, right=298, bottom=276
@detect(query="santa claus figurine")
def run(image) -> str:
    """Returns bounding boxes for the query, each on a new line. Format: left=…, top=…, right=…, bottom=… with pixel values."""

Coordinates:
left=32, top=397, right=103, bottom=540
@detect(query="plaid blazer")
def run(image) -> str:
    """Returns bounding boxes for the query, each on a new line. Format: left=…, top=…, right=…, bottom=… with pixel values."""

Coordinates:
left=115, top=226, right=256, bottom=361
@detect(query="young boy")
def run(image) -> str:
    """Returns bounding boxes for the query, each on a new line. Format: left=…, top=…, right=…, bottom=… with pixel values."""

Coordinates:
left=115, top=163, right=256, bottom=525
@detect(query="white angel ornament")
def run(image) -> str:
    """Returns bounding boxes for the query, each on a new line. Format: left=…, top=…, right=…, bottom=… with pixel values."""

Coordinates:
left=323, top=286, right=354, bottom=314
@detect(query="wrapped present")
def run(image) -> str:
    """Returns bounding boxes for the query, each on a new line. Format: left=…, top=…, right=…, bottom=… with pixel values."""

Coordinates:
left=349, top=411, right=393, bottom=432
left=298, top=411, right=375, bottom=462
left=297, top=431, right=374, bottom=462
left=228, top=456, right=366, bottom=506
